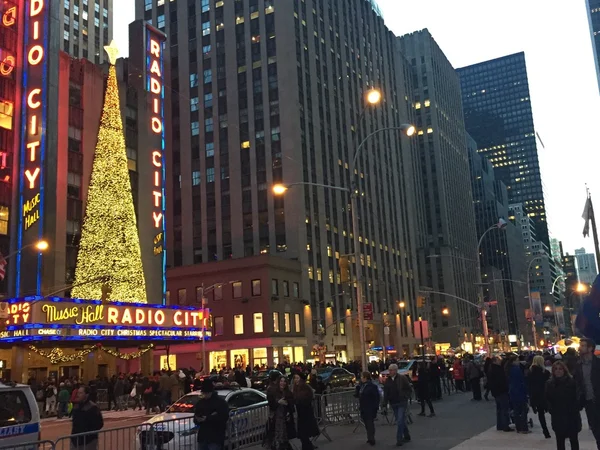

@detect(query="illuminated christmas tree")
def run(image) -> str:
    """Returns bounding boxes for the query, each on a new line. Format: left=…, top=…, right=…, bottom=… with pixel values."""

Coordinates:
left=72, top=41, right=147, bottom=303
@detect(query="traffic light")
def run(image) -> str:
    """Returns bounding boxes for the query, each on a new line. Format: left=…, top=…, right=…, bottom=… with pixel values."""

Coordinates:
left=339, top=256, right=350, bottom=283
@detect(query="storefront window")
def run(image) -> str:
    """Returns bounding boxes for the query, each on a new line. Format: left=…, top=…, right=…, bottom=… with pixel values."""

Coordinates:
left=253, top=313, right=263, bottom=333
left=282, top=346, right=292, bottom=363
left=294, top=346, right=304, bottom=362
left=284, top=313, right=291, bottom=332
left=253, top=348, right=267, bottom=367
left=234, top=314, right=244, bottom=334
left=231, top=349, right=249, bottom=369
left=294, top=313, right=301, bottom=333
left=160, top=355, right=177, bottom=371
left=273, top=312, right=280, bottom=332
left=210, top=351, right=227, bottom=371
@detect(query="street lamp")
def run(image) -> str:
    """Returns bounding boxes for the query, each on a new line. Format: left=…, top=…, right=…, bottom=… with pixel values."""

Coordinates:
left=6, top=240, right=49, bottom=261
left=442, top=307, right=450, bottom=316
left=366, top=88, right=382, bottom=105
left=273, top=108, right=415, bottom=370
left=476, top=219, right=507, bottom=354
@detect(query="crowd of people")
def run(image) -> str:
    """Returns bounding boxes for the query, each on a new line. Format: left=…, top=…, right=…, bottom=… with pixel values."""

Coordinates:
left=22, top=343, right=600, bottom=450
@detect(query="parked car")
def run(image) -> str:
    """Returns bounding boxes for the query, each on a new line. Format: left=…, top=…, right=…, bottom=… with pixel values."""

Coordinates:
left=378, top=360, right=416, bottom=385
left=310, top=367, right=356, bottom=391
left=137, top=386, right=267, bottom=450
left=250, top=370, right=284, bottom=391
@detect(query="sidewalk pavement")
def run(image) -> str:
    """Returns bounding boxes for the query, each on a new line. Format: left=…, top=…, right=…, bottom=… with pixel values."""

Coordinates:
left=452, top=413, right=597, bottom=450
left=245, top=391, right=598, bottom=450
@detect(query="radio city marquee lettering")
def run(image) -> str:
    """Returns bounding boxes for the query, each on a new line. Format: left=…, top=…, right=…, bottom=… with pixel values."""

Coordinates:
left=0, top=298, right=209, bottom=342
left=19, top=0, right=48, bottom=234
left=1, top=5, right=17, bottom=77
left=147, top=30, right=165, bottom=233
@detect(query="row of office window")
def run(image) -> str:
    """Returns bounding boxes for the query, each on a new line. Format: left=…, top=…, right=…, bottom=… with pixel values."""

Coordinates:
left=213, top=312, right=302, bottom=336
left=170, top=278, right=300, bottom=304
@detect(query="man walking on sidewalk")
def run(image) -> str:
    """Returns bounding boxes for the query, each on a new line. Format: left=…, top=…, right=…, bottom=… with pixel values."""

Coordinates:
left=383, top=363, right=412, bottom=447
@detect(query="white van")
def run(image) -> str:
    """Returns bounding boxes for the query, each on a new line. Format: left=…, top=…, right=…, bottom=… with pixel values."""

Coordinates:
left=0, top=382, right=41, bottom=449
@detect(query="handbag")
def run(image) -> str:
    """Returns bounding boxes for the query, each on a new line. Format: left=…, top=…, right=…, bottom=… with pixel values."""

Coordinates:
left=130, top=386, right=137, bottom=398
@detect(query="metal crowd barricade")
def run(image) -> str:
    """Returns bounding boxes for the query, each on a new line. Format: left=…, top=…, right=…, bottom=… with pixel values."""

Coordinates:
left=53, top=420, right=153, bottom=450
left=226, top=405, right=269, bottom=450
left=313, top=390, right=361, bottom=441
left=0, top=440, right=55, bottom=450
left=96, top=388, right=109, bottom=410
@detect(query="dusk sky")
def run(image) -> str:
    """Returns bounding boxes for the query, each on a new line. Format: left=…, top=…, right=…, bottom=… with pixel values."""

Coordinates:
left=114, top=1, right=599, bottom=255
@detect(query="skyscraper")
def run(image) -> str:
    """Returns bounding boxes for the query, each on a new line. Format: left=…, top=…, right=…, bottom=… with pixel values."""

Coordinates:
left=586, top=0, right=600, bottom=92
left=138, top=0, right=422, bottom=358
left=458, top=53, right=549, bottom=247
left=575, top=247, right=598, bottom=285
left=399, top=30, right=479, bottom=346
left=61, top=0, right=113, bottom=64
left=468, top=134, right=528, bottom=339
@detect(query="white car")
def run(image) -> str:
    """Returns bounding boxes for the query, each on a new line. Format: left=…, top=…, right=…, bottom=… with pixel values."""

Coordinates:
left=137, top=386, right=268, bottom=450
left=378, top=360, right=416, bottom=385
left=0, top=382, right=41, bottom=450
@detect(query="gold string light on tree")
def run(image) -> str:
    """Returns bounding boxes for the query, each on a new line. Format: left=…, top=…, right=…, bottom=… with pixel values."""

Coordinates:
left=97, top=343, right=154, bottom=360
left=71, top=40, right=147, bottom=303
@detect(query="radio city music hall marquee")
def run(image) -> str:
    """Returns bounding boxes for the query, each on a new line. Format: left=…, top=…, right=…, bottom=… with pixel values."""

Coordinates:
left=0, top=298, right=211, bottom=342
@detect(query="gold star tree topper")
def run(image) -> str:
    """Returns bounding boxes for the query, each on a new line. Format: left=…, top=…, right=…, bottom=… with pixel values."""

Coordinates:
left=104, top=40, right=120, bottom=65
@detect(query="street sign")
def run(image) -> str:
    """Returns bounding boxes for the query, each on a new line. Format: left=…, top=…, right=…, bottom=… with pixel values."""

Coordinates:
left=363, top=303, right=374, bottom=321
left=414, top=320, right=430, bottom=339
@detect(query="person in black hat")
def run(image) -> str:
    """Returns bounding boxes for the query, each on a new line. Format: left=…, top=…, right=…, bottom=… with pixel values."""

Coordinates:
left=194, top=379, right=230, bottom=450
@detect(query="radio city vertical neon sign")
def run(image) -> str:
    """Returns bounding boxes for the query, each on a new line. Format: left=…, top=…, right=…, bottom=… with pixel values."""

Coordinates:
left=146, top=25, right=166, bottom=301
left=17, top=0, right=48, bottom=295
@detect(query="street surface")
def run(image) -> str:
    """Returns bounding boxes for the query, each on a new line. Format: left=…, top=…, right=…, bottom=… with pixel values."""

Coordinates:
left=40, top=391, right=598, bottom=449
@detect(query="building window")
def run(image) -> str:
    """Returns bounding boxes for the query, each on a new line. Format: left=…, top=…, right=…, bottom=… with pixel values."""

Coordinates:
left=232, top=281, right=242, bottom=298
left=190, top=73, right=199, bottom=87
left=253, top=313, right=263, bottom=333
left=293, top=282, right=299, bottom=298
left=206, top=142, right=215, bottom=157
left=283, top=281, right=289, bottom=297
left=273, top=312, right=279, bottom=332
left=234, top=314, right=244, bottom=334
left=252, top=279, right=261, bottom=296
left=192, top=170, right=201, bottom=186
left=190, top=97, right=199, bottom=112
left=0, top=207, right=9, bottom=235
left=214, top=316, right=224, bottom=336
left=204, top=69, right=212, bottom=84
left=294, top=313, right=300, bottom=333
left=177, top=288, right=186, bottom=304
left=214, top=285, right=223, bottom=301
left=340, top=321, right=345, bottom=335
left=284, top=313, right=291, bottom=333
left=271, top=279, right=278, bottom=296
left=206, top=167, right=215, bottom=183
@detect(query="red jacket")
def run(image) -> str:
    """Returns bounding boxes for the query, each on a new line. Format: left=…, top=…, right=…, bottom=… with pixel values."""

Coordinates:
left=453, top=361, right=464, bottom=380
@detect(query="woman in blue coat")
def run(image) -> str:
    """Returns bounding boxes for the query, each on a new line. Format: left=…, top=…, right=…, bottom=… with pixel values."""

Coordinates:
left=507, top=355, right=530, bottom=433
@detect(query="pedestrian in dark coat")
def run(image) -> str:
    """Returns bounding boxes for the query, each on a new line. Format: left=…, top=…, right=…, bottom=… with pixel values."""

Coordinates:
left=355, top=371, right=380, bottom=446
left=71, top=386, right=104, bottom=450
left=194, top=379, right=230, bottom=450
left=264, top=376, right=295, bottom=450
left=527, top=355, right=551, bottom=438
left=292, top=373, right=319, bottom=450
left=546, top=361, right=581, bottom=450
left=416, top=362, right=435, bottom=417
left=507, top=355, right=529, bottom=433
left=487, top=356, right=512, bottom=432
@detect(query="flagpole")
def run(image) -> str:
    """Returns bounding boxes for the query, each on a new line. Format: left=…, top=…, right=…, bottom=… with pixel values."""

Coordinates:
left=590, top=195, right=600, bottom=271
